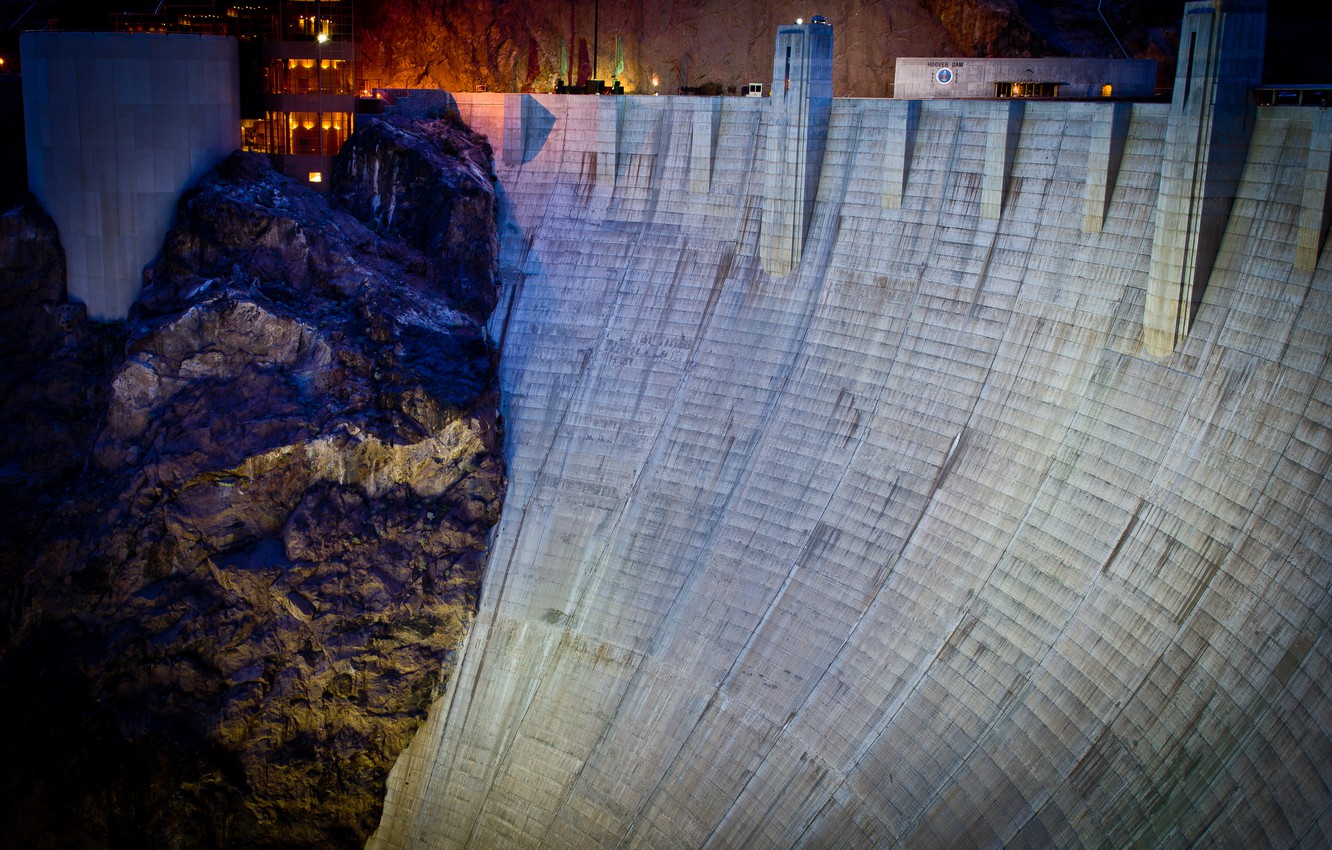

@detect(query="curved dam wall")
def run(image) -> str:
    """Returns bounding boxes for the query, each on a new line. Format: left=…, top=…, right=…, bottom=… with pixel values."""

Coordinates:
left=370, top=92, right=1332, bottom=849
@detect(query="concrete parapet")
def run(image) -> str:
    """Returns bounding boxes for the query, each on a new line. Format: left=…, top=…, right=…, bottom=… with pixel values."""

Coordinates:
left=21, top=31, right=240, bottom=320
left=375, top=88, right=461, bottom=121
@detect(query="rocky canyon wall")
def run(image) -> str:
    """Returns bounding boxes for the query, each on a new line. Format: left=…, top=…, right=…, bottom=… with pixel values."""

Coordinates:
left=0, top=116, right=504, bottom=850
left=356, top=0, right=1186, bottom=99
left=368, top=93, right=1332, bottom=848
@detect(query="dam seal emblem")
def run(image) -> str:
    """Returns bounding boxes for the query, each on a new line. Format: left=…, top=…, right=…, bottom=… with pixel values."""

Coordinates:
left=935, top=67, right=953, bottom=84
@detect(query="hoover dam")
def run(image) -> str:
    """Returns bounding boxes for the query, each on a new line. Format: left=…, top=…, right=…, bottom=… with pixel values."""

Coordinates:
left=367, top=11, right=1331, bottom=850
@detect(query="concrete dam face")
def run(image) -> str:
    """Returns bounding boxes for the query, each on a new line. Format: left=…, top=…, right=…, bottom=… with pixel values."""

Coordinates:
left=367, top=84, right=1332, bottom=848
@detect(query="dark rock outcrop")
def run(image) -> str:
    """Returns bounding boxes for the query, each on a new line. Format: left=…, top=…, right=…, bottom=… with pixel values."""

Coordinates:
left=333, top=113, right=499, bottom=317
left=0, top=201, right=121, bottom=599
left=0, top=118, right=505, bottom=849
left=0, top=78, right=28, bottom=210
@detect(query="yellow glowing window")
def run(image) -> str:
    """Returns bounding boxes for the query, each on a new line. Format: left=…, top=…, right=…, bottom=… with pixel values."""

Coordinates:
left=308, top=172, right=323, bottom=183
left=1101, top=84, right=1113, bottom=97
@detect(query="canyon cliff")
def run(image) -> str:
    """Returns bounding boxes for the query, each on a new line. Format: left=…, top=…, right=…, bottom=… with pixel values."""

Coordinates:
left=356, top=0, right=1190, bottom=98
left=0, top=115, right=503, bottom=849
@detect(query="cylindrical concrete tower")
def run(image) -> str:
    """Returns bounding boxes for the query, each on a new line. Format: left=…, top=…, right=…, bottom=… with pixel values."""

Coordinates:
left=21, top=31, right=240, bottom=321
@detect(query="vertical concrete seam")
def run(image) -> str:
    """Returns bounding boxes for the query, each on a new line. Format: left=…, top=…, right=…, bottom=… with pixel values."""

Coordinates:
left=883, top=99, right=921, bottom=211
left=1296, top=111, right=1332, bottom=271
left=983, top=100, right=1024, bottom=221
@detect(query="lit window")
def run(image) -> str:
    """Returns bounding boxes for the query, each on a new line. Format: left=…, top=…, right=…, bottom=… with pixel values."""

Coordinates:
left=308, top=172, right=322, bottom=183
left=1102, top=83, right=1113, bottom=97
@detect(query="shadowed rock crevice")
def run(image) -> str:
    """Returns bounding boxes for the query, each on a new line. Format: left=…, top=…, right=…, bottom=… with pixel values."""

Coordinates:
left=0, top=117, right=504, bottom=850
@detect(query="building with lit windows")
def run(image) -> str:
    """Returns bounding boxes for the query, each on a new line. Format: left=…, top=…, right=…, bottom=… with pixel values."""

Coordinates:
left=242, top=0, right=354, bottom=188
left=17, top=1, right=359, bottom=320
left=116, top=0, right=356, bottom=191
left=893, top=56, right=1158, bottom=100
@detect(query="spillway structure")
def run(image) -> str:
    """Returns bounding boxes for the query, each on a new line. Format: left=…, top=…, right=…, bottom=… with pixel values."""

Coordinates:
left=370, top=2, right=1332, bottom=846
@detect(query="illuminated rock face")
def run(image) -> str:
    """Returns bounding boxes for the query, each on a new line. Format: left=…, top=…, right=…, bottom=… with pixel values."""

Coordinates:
left=359, top=0, right=958, bottom=99
left=0, top=126, right=504, bottom=849
left=370, top=92, right=1332, bottom=848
